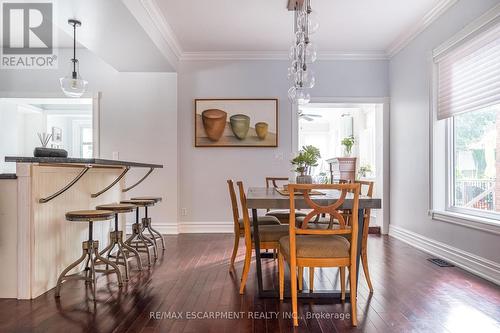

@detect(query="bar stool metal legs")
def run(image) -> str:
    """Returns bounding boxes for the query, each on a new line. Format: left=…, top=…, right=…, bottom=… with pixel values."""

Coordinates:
left=99, top=214, right=143, bottom=281
left=55, top=221, right=123, bottom=299
left=142, top=206, right=165, bottom=252
left=125, top=208, right=156, bottom=266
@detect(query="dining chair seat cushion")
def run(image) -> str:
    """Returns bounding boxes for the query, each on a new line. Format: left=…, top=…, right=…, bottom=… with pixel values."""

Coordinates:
left=266, top=209, right=308, bottom=218
left=296, top=216, right=332, bottom=224
left=279, top=235, right=350, bottom=258
left=252, top=225, right=290, bottom=242
left=238, top=216, right=280, bottom=229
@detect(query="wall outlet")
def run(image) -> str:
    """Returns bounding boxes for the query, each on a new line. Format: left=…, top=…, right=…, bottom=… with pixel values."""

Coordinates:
left=181, top=208, right=187, bottom=216
left=112, top=151, right=119, bottom=160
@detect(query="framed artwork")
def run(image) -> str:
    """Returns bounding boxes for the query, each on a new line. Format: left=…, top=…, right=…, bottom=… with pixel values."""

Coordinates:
left=195, top=98, right=278, bottom=147
left=51, top=126, right=62, bottom=143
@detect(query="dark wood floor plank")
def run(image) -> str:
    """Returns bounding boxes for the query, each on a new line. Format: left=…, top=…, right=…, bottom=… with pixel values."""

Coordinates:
left=0, top=234, right=499, bottom=333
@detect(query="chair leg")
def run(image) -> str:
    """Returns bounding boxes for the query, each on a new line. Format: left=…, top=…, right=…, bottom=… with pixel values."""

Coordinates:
left=229, top=233, right=240, bottom=273
left=278, top=252, right=285, bottom=301
left=290, top=260, right=298, bottom=327
left=298, top=266, right=304, bottom=291
left=239, top=246, right=252, bottom=294
left=340, top=267, right=346, bottom=301
left=122, top=240, right=143, bottom=271
left=349, top=265, right=358, bottom=326
left=55, top=250, right=87, bottom=297
left=309, top=267, right=314, bottom=292
left=362, top=250, right=373, bottom=292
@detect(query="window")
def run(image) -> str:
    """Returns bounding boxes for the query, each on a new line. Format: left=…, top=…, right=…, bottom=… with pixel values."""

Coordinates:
left=80, top=127, right=93, bottom=158
left=450, top=105, right=499, bottom=217
left=434, top=19, right=500, bottom=220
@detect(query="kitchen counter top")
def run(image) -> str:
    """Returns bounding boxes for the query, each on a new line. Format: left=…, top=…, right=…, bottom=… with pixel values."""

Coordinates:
left=5, top=156, right=163, bottom=169
left=0, top=173, right=17, bottom=179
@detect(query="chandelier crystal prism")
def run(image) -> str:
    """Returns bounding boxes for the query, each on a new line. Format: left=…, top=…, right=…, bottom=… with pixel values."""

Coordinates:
left=288, top=0, right=318, bottom=105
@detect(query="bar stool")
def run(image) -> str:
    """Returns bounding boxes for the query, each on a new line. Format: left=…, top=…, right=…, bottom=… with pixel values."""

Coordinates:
left=121, top=199, right=156, bottom=266
left=130, top=196, right=165, bottom=253
left=96, top=203, right=142, bottom=281
left=55, top=210, right=123, bottom=299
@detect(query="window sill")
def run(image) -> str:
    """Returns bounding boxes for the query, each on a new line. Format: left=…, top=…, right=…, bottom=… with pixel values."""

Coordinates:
left=430, top=210, right=500, bottom=235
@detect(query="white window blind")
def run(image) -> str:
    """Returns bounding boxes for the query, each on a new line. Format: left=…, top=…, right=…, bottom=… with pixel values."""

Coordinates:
left=435, top=22, right=500, bottom=120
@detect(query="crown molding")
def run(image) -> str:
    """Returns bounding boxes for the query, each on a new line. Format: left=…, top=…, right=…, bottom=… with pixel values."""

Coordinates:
left=433, top=3, right=500, bottom=60
left=181, top=50, right=389, bottom=61
left=140, top=0, right=183, bottom=58
left=386, top=0, right=458, bottom=57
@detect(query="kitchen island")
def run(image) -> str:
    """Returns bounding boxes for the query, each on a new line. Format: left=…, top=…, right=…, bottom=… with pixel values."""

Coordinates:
left=0, top=157, right=162, bottom=299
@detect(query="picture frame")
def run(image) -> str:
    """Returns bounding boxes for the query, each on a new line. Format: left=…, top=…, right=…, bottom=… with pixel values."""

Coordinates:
left=51, top=126, right=62, bottom=143
left=195, top=98, right=278, bottom=147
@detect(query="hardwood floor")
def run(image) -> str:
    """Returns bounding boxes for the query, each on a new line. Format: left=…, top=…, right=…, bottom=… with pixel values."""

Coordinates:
left=0, top=234, right=499, bottom=333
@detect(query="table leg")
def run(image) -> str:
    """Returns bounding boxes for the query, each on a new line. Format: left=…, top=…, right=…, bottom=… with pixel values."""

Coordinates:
left=355, top=209, right=364, bottom=289
left=252, top=209, right=264, bottom=295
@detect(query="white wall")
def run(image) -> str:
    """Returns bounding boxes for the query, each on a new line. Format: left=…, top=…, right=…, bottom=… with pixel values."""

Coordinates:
left=178, top=59, right=389, bottom=231
left=0, top=49, right=178, bottom=231
left=389, top=0, right=500, bottom=273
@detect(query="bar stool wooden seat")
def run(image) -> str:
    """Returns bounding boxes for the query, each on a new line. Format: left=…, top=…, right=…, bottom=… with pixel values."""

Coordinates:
left=55, top=210, right=123, bottom=299
left=121, top=199, right=157, bottom=266
left=131, top=196, right=165, bottom=253
left=96, top=203, right=142, bottom=281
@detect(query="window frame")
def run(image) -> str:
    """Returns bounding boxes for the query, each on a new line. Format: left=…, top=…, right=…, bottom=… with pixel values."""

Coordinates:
left=444, top=112, right=500, bottom=221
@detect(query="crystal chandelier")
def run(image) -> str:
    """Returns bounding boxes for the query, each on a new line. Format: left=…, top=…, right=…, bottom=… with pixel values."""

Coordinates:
left=60, top=19, right=88, bottom=98
left=288, top=0, right=318, bottom=105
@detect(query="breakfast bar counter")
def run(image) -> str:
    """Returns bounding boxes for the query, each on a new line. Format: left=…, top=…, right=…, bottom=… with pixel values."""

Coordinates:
left=0, top=157, right=163, bottom=299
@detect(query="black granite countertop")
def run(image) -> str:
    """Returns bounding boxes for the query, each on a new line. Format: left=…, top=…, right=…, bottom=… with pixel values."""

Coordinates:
left=5, top=156, right=163, bottom=169
left=0, top=173, right=17, bottom=179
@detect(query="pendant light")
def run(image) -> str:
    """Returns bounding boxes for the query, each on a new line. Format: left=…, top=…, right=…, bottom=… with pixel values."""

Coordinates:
left=287, top=0, right=318, bottom=105
left=60, top=19, right=88, bottom=98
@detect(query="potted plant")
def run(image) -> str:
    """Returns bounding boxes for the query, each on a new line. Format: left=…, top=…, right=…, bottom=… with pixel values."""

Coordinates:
left=291, top=145, right=321, bottom=184
left=358, top=164, right=372, bottom=178
left=341, top=135, right=355, bottom=156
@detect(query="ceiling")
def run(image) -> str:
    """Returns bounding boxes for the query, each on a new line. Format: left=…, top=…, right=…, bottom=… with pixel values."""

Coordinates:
left=155, top=0, right=447, bottom=55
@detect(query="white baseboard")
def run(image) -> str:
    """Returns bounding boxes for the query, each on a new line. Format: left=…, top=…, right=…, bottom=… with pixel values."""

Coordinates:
left=389, top=225, right=500, bottom=285
left=126, top=223, right=179, bottom=235
left=126, top=222, right=234, bottom=235
left=178, top=222, right=233, bottom=234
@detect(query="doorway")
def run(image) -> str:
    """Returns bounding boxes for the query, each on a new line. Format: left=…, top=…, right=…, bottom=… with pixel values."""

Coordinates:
left=294, top=101, right=389, bottom=234
left=0, top=97, right=96, bottom=173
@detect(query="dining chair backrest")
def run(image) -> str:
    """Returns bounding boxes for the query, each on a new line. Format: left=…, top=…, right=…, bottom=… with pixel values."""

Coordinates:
left=265, top=177, right=289, bottom=188
left=288, top=183, right=361, bottom=261
left=236, top=181, right=253, bottom=246
left=354, top=180, right=374, bottom=197
left=227, top=180, right=240, bottom=232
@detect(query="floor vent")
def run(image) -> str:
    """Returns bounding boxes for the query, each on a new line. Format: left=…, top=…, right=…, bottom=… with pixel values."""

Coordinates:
left=427, top=258, right=454, bottom=267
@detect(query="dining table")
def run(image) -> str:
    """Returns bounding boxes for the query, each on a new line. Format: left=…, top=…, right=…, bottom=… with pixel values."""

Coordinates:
left=246, top=186, right=382, bottom=299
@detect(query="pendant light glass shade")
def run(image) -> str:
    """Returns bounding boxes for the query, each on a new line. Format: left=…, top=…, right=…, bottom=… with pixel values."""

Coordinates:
left=60, top=19, right=87, bottom=98
left=60, top=60, right=87, bottom=98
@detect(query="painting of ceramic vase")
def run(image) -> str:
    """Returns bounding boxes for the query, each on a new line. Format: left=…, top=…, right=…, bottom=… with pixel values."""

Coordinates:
left=202, top=109, right=227, bottom=141
left=230, top=114, right=250, bottom=140
left=255, top=122, right=269, bottom=140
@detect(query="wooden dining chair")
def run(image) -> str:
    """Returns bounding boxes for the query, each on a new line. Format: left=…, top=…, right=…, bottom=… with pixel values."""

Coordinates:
left=265, top=176, right=307, bottom=223
left=236, top=181, right=289, bottom=294
left=278, top=183, right=361, bottom=327
left=227, top=180, right=281, bottom=274
left=301, top=180, right=375, bottom=293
